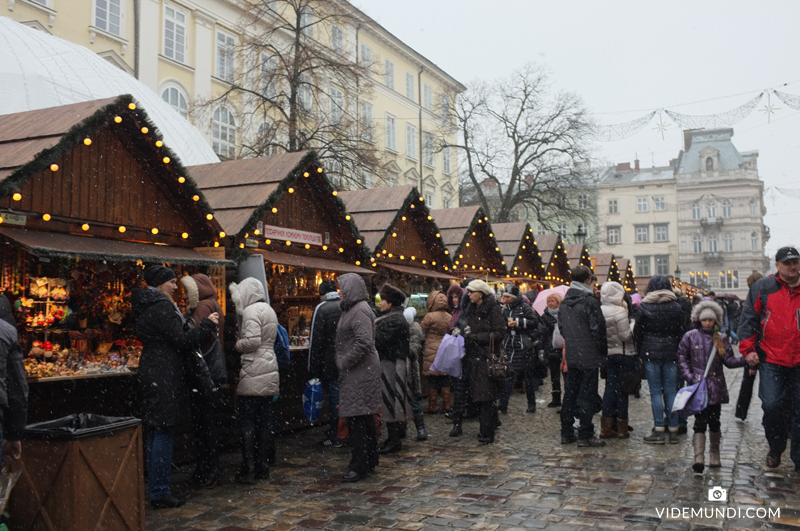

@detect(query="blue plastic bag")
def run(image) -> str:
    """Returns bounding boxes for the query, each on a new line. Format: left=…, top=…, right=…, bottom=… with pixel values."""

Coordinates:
left=303, top=378, right=324, bottom=421
left=274, top=324, right=290, bottom=368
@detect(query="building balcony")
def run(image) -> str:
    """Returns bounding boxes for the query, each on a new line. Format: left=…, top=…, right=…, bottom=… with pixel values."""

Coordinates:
left=699, top=217, right=723, bottom=231
left=703, top=252, right=724, bottom=265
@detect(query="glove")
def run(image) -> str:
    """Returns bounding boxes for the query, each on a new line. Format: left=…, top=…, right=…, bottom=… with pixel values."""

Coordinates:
left=463, top=326, right=471, bottom=335
left=451, top=328, right=461, bottom=337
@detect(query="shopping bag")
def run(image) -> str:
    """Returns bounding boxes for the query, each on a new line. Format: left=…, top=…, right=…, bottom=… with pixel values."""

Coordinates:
left=672, top=345, right=716, bottom=417
left=302, top=378, right=324, bottom=421
left=274, top=324, right=291, bottom=369
left=429, top=334, right=465, bottom=379
left=0, top=466, right=21, bottom=514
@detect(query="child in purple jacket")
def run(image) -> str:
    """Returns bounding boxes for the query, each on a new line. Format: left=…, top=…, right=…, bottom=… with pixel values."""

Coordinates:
left=677, top=300, right=746, bottom=473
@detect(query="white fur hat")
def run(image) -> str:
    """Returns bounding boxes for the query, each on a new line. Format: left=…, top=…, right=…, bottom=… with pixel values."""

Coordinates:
left=692, top=300, right=723, bottom=324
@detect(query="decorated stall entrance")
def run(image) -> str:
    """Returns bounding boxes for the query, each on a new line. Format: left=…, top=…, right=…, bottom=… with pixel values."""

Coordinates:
left=492, top=222, right=545, bottom=287
left=535, top=234, right=571, bottom=286
left=429, top=206, right=506, bottom=278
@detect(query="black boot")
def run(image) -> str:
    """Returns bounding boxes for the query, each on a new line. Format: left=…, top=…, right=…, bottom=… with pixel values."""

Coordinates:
left=255, top=429, right=271, bottom=480
left=547, top=392, right=561, bottom=408
left=378, top=422, right=403, bottom=454
left=235, top=431, right=256, bottom=484
left=414, top=412, right=428, bottom=441
left=478, top=403, right=495, bottom=444
left=449, top=412, right=463, bottom=437
left=398, top=422, right=407, bottom=440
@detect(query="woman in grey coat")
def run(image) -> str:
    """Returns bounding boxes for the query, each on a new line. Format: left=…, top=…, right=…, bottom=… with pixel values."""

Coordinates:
left=335, top=273, right=382, bottom=482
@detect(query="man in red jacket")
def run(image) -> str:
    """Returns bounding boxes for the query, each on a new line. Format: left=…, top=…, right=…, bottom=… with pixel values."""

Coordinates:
left=738, top=246, right=800, bottom=469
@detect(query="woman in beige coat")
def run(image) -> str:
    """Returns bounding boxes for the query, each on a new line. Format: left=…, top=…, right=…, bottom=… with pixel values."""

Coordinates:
left=420, top=290, right=451, bottom=413
left=599, top=281, right=635, bottom=439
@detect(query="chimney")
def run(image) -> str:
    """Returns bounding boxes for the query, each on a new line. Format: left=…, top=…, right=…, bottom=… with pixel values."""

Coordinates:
left=634, top=159, right=640, bottom=172
left=616, top=162, right=631, bottom=171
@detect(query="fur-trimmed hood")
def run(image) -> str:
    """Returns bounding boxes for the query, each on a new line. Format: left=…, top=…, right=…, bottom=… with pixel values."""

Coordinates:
left=181, top=274, right=217, bottom=310
left=691, top=299, right=724, bottom=324
left=229, top=278, right=266, bottom=316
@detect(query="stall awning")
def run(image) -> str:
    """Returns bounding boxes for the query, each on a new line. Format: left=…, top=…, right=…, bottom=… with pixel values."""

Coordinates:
left=253, top=250, right=373, bottom=275
left=0, top=227, right=234, bottom=266
left=379, top=262, right=458, bottom=281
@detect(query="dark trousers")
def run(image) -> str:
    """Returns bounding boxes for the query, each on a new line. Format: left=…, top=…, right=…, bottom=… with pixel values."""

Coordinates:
left=735, top=365, right=757, bottom=420
left=478, top=401, right=496, bottom=440
left=549, top=358, right=563, bottom=394
left=759, top=362, right=800, bottom=463
left=427, top=375, right=450, bottom=389
left=190, top=390, right=224, bottom=479
left=347, top=415, right=378, bottom=475
left=500, top=369, right=536, bottom=408
left=694, top=404, right=722, bottom=433
left=602, top=355, right=633, bottom=419
left=561, top=367, right=599, bottom=440
left=451, top=372, right=471, bottom=414
left=321, top=378, right=341, bottom=442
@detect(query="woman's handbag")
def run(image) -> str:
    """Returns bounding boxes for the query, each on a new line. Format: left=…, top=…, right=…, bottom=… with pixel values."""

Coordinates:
left=672, top=346, right=717, bottom=417
left=430, top=334, right=466, bottom=379
left=487, top=332, right=511, bottom=381
left=187, top=317, right=227, bottom=386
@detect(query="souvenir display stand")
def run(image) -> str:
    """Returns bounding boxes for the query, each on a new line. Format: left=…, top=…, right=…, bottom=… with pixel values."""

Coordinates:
left=429, top=206, right=507, bottom=280
left=535, top=234, right=572, bottom=287
left=192, top=151, right=373, bottom=431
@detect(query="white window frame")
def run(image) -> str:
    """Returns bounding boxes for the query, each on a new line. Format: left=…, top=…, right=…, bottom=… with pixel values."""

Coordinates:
left=655, top=256, right=670, bottom=275
left=360, top=169, right=373, bottom=189
left=654, top=224, right=668, bottom=242
left=385, top=113, right=397, bottom=151
left=608, top=199, right=618, bottom=214
left=360, top=43, right=371, bottom=68
left=707, top=201, right=717, bottom=219
left=300, top=7, right=313, bottom=37
left=635, top=225, right=649, bottom=243
left=443, top=197, right=452, bottom=209
left=750, top=198, right=758, bottom=216
left=406, top=123, right=417, bottom=160
left=722, top=200, right=732, bottom=218
left=636, top=197, right=648, bottom=212
left=537, top=225, right=547, bottom=236
left=692, top=202, right=701, bottom=220
left=423, top=132, right=434, bottom=168
left=160, top=84, right=188, bottom=119
left=331, top=24, right=343, bottom=53
left=424, top=190, right=434, bottom=205
left=607, top=227, right=620, bottom=245
left=751, top=232, right=758, bottom=251
left=440, top=94, right=450, bottom=120
left=360, top=101, right=373, bottom=142
left=163, top=3, right=187, bottom=64
left=384, top=59, right=394, bottom=90
left=405, top=72, right=414, bottom=101
left=578, top=194, right=589, bottom=210
left=724, top=233, right=734, bottom=252
left=636, top=256, right=651, bottom=277
left=720, top=270, right=739, bottom=290
left=693, top=234, right=702, bottom=254
left=212, top=106, right=237, bottom=159
left=215, top=29, right=237, bottom=83
left=95, top=0, right=124, bottom=37
left=708, top=234, right=718, bottom=253
left=423, top=83, right=432, bottom=110
left=329, top=86, right=344, bottom=125
left=654, top=196, right=666, bottom=211
left=557, top=223, right=568, bottom=240
left=442, top=146, right=451, bottom=174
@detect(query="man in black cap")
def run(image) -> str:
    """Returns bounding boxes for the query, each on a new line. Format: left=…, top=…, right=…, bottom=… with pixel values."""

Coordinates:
left=739, top=246, right=800, bottom=470
left=308, top=279, right=343, bottom=447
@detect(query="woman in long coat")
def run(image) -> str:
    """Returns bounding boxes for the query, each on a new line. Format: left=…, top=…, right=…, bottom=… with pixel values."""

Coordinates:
left=420, top=290, right=451, bottom=414
left=335, top=274, right=382, bottom=482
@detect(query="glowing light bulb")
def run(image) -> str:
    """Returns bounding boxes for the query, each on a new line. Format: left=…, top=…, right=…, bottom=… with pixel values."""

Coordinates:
left=192, top=195, right=200, bottom=201
left=288, top=188, right=294, bottom=193
left=254, top=230, right=260, bottom=235
left=317, top=167, right=323, bottom=173
left=82, top=223, right=90, bottom=231
left=178, top=177, right=185, bottom=183
left=151, top=228, right=158, bottom=234
left=128, top=103, right=136, bottom=110
left=271, top=207, right=278, bottom=213
left=118, top=226, right=126, bottom=233
left=206, top=214, right=213, bottom=220
left=303, top=172, right=309, bottom=177
left=286, top=241, right=292, bottom=246
left=83, top=138, right=92, bottom=145
left=163, top=157, right=170, bottom=164
left=50, top=164, right=58, bottom=171
left=114, top=116, right=122, bottom=123
left=182, top=232, right=188, bottom=239
left=12, top=193, right=21, bottom=201
left=156, top=140, right=163, bottom=147
left=43, top=214, right=51, bottom=221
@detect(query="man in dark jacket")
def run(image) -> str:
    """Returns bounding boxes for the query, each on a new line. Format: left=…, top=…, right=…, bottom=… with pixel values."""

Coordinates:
left=0, top=295, right=28, bottom=467
left=558, top=265, right=608, bottom=447
left=739, top=247, right=800, bottom=469
left=309, top=279, right=343, bottom=447
left=500, top=285, right=541, bottom=413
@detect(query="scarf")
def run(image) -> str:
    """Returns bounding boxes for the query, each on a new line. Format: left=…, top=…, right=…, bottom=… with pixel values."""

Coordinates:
left=570, top=281, right=595, bottom=295
left=642, top=289, right=677, bottom=304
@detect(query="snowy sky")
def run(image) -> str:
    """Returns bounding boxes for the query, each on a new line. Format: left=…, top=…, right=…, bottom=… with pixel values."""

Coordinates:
left=354, top=0, right=800, bottom=260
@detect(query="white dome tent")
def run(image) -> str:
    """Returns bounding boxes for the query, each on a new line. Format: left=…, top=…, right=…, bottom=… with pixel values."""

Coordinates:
left=0, top=16, right=219, bottom=166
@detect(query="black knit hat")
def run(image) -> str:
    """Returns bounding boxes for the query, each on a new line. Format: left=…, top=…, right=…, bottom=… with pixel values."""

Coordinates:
left=505, top=285, right=521, bottom=300
left=379, top=283, right=406, bottom=307
left=319, top=279, right=338, bottom=296
left=144, top=265, right=176, bottom=287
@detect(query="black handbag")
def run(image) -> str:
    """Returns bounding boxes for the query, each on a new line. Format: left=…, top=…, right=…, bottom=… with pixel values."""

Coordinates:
left=183, top=319, right=218, bottom=397
left=187, top=317, right=227, bottom=386
left=620, top=356, right=645, bottom=395
left=487, top=332, right=511, bottom=381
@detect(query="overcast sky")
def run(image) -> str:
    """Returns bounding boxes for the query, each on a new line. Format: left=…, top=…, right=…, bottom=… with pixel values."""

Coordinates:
left=355, top=0, right=800, bottom=259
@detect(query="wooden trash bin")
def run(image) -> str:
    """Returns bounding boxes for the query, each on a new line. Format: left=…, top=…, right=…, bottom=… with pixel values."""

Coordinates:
left=9, top=414, right=144, bottom=531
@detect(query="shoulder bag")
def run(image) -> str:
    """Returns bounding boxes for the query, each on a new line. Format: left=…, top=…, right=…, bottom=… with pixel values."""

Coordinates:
left=672, top=345, right=716, bottom=417
left=487, top=332, right=511, bottom=381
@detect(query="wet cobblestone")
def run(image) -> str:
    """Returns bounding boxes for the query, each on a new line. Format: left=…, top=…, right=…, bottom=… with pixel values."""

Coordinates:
left=147, top=360, right=800, bottom=530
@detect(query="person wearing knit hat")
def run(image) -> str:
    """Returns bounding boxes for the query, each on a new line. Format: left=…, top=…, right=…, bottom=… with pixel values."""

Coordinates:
left=144, top=265, right=176, bottom=288
left=678, top=299, right=746, bottom=473
left=309, top=277, right=343, bottom=448
left=466, top=279, right=493, bottom=297
left=319, top=279, right=338, bottom=296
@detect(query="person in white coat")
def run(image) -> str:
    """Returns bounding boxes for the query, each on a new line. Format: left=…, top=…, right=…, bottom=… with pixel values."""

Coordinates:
left=230, top=278, right=279, bottom=484
left=599, top=281, right=636, bottom=439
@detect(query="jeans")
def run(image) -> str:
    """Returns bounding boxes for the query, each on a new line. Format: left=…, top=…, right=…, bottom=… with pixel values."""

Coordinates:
left=561, top=367, right=599, bottom=440
left=758, top=362, right=800, bottom=463
left=644, top=360, right=678, bottom=429
left=145, top=426, right=175, bottom=500
left=500, top=369, right=536, bottom=409
left=736, top=365, right=757, bottom=420
left=321, top=378, right=340, bottom=442
left=602, top=355, right=633, bottom=419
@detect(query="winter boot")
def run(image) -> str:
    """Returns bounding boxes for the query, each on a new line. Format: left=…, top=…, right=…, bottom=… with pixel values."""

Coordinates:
left=424, top=389, right=439, bottom=414
left=643, top=427, right=666, bottom=445
left=413, top=412, right=429, bottom=441
left=398, top=422, right=407, bottom=440
left=547, top=392, right=561, bottom=408
left=668, top=427, right=680, bottom=444
left=441, top=387, right=452, bottom=413
left=692, top=432, right=706, bottom=473
left=709, top=431, right=721, bottom=467
left=378, top=422, right=403, bottom=454
left=255, top=429, right=271, bottom=480
left=449, top=412, right=463, bottom=437
left=599, top=416, right=618, bottom=439
left=616, top=419, right=630, bottom=439
left=235, top=431, right=257, bottom=484
left=478, top=403, right=496, bottom=444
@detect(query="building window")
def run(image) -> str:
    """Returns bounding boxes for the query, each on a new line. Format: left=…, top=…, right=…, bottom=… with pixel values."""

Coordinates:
left=635, top=225, right=649, bottom=243
left=163, top=4, right=186, bottom=63
left=692, top=202, right=701, bottom=220
left=722, top=199, right=732, bottom=218
left=406, top=123, right=417, bottom=160
left=655, top=256, right=670, bottom=275
left=298, top=74, right=312, bottom=113
left=216, top=30, right=236, bottom=83
left=405, top=72, right=414, bottom=101
left=300, top=6, right=313, bottom=36
left=360, top=43, right=371, bottom=68
left=636, top=257, right=651, bottom=277
left=706, top=157, right=713, bottom=171
left=607, top=227, right=620, bottom=245
left=558, top=196, right=568, bottom=209
left=443, top=197, right=452, bottom=209
left=537, top=224, right=547, bottom=236
left=424, top=190, right=434, bottom=205
left=720, top=270, right=739, bottom=290
left=96, top=0, right=123, bottom=37
left=724, top=233, right=734, bottom=252
left=442, top=146, right=451, bottom=174
left=557, top=223, right=568, bottom=240
left=260, top=53, right=278, bottom=99
left=707, top=201, right=716, bottom=219
left=384, top=59, right=394, bottom=90
left=257, top=122, right=279, bottom=156
left=608, top=199, right=618, bottom=214
left=360, top=102, right=373, bottom=141
left=751, top=231, right=758, bottom=251
left=578, top=194, right=589, bottom=209
left=750, top=198, right=758, bottom=216
left=654, top=224, right=668, bottom=242
left=423, top=83, right=432, bottom=110
left=654, top=196, right=666, bottom=211
left=331, top=24, right=343, bottom=53
left=440, top=94, right=450, bottom=120
left=212, top=106, right=236, bottom=159
left=329, top=86, right=344, bottom=125
left=708, top=234, right=718, bottom=253
left=637, top=197, right=648, bottom=212
left=161, top=86, right=188, bottom=119
left=693, top=234, right=702, bottom=254
left=424, top=132, right=434, bottom=167
left=385, top=113, right=396, bottom=151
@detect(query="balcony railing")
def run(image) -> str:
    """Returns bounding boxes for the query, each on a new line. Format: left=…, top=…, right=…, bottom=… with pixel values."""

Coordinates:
left=699, top=217, right=723, bottom=230
left=703, top=252, right=723, bottom=264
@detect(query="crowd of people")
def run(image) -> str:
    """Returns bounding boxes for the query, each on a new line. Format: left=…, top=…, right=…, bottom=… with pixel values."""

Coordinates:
left=1, top=247, right=798, bottom=509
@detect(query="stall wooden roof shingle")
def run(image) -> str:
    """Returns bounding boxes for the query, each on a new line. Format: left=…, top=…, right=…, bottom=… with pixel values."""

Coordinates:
left=565, top=244, right=593, bottom=271
left=617, top=259, right=637, bottom=292
left=593, top=253, right=621, bottom=285
left=429, top=206, right=506, bottom=275
left=535, top=234, right=571, bottom=284
left=492, top=222, right=545, bottom=279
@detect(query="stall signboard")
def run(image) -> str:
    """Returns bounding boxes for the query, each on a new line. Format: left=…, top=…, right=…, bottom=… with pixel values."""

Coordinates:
left=262, top=225, right=323, bottom=246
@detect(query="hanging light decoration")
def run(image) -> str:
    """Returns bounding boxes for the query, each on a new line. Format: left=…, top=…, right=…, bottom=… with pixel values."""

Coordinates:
left=114, top=116, right=122, bottom=123
left=82, top=223, right=90, bottom=231
left=83, top=138, right=92, bottom=146
left=141, top=127, right=149, bottom=134
left=43, top=214, right=51, bottom=221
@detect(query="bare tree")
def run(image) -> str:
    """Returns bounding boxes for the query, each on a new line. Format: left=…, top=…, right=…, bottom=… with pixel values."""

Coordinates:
left=450, top=64, right=595, bottom=227
left=197, top=0, right=383, bottom=188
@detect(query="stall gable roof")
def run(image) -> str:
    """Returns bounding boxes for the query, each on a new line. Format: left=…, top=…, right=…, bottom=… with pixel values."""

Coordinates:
left=535, top=233, right=571, bottom=281
left=492, top=222, right=544, bottom=278
left=565, top=244, right=592, bottom=270
left=429, top=206, right=506, bottom=274
left=593, top=252, right=618, bottom=284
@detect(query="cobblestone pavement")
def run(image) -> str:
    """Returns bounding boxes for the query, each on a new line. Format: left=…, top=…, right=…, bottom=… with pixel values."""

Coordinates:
left=147, top=360, right=800, bottom=531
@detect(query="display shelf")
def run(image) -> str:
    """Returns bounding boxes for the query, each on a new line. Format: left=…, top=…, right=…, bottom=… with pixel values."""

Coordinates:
left=289, top=346, right=309, bottom=351
left=26, top=371, right=136, bottom=384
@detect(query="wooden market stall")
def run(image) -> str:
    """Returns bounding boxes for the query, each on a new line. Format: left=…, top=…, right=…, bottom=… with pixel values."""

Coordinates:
left=535, top=234, right=572, bottom=286
left=429, top=206, right=506, bottom=278
left=190, top=150, right=373, bottom=431
left=338, top=185, right=456, bottom=297
left=492, top=222, right=545, bottom=286
left=565, top=244, right=593, bottom=271
left=617, top=259, right=638, bottom=293
left=593, top=253, right=622, bottom=285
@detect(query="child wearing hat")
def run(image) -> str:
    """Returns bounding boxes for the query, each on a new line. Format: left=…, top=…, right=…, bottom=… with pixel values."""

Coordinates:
left=677, top=300, right=746, bottom=473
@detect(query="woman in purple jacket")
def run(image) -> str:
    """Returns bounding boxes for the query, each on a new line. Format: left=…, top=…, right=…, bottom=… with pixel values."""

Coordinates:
left=677, top=300, right=746, bottom=473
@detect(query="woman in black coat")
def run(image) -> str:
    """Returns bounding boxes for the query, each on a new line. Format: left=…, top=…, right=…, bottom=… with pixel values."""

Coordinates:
left=133, top=266, right=218, bottom=509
